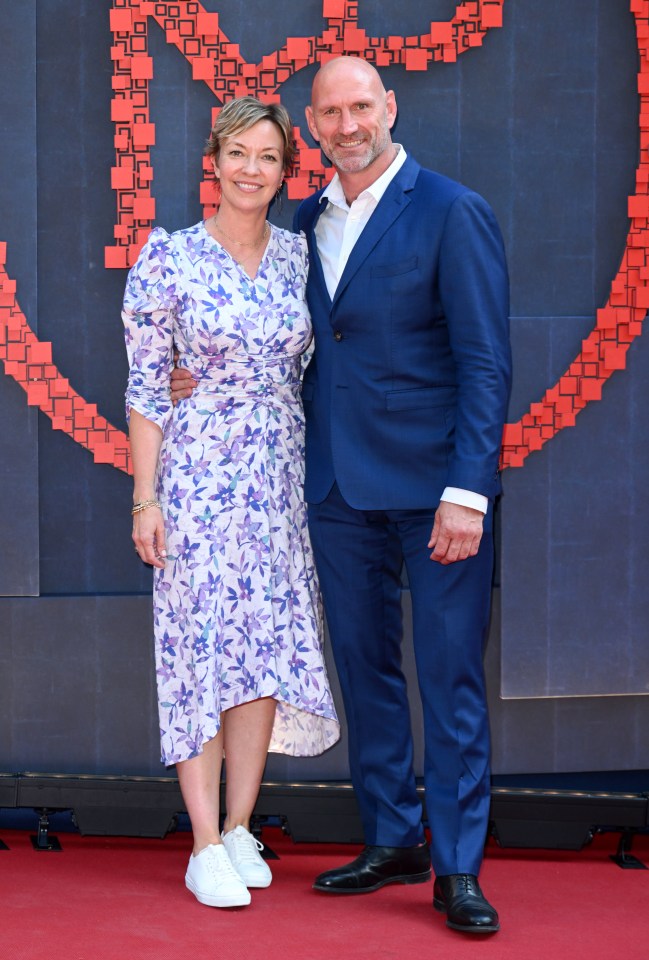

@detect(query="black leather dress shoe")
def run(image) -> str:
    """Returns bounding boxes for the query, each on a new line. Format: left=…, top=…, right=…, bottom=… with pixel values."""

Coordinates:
left=433, top=874, right=499, bottom=933
left=313, top=844, right=431, bottom=893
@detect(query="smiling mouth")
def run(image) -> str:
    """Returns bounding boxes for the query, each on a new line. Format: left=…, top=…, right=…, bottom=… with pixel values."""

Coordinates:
left=235, top=181, right=263, bottom=191
left=337, top=139, right=365, bottom=148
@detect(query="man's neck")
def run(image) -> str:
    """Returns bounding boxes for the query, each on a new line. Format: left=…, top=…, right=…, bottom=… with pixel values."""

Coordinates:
left=337, top=143, right=399, bottom=205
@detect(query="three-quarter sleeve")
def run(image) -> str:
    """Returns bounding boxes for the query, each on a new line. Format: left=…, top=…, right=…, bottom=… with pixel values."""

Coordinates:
left=122, top=227, right=177, bottom=434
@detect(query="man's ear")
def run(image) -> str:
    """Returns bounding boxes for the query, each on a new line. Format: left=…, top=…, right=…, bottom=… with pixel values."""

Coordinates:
left=305, top=105, right=320, bottom=143
left=385, top=90, right=398, bottom=130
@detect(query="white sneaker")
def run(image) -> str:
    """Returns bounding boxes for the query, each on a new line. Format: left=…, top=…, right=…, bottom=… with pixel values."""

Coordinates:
left=221, top=826, right=273, bottom=888
left=185, top=843, right=251, bottom=907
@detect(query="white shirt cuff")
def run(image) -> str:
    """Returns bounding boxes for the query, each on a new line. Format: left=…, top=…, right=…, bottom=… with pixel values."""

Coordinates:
left=440, top=486, right=488, bottom=514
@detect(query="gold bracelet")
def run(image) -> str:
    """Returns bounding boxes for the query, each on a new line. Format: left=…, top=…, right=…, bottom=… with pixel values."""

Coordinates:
left=131, top=499, right=161, bottom=515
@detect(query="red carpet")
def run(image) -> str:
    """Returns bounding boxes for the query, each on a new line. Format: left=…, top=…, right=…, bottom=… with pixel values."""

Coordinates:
left=0, top=828, right=647, bottom=960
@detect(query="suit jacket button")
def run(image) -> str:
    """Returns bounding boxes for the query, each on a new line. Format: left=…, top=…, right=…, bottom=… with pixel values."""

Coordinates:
left=333, top=330, right=343, bottom=341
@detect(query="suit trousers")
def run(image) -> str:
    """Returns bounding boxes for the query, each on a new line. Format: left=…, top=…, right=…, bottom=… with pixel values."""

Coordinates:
left=308, top=483, right=494, bottom=876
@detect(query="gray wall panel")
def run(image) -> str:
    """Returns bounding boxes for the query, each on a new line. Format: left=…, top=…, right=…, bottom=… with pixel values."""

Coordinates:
left=502, top=320, right=649, bottom=699
left=487, top=594, right=649, bottom=774
left=1, top=596, right=159, bottom=775
left=0, top=0, right=39, bottom=596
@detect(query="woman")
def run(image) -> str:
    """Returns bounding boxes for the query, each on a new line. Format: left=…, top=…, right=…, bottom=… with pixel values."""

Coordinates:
left=123, top=97, right=339, bottom=909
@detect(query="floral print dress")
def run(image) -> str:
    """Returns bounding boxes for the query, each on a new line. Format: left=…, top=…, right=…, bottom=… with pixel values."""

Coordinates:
left=123, top=222, right=340, bottom=765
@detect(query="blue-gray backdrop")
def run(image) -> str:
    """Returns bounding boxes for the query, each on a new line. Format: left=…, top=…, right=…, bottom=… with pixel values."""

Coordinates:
left=1, top=1, right=647, bottom=781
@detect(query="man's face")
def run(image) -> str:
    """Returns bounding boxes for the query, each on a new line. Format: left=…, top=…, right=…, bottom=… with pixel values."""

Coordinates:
left=306, top=62, right=397, bottom=175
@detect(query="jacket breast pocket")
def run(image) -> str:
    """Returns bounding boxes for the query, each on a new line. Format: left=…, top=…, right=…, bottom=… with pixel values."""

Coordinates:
left=385, top=385, right=456, bottom=411
left=370, top=256, right=419, bottom=278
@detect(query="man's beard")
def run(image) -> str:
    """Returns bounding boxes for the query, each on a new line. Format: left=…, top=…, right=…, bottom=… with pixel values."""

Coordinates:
left=326, top=124, right=392, bottom=174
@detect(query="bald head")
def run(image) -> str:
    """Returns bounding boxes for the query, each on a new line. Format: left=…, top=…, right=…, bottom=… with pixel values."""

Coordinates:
left=306, top=56, right=397, bottom=190
left=311, top=56, right=386, bottom=102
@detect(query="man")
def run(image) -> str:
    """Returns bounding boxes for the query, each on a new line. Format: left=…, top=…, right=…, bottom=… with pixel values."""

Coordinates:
left=173, top=57, right=511, bottom=934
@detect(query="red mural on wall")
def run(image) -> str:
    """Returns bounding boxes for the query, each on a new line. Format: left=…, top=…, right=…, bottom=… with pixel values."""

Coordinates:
left=104, top=0, right=505, bottom=269
left=0, top=0, right=647, bottom=476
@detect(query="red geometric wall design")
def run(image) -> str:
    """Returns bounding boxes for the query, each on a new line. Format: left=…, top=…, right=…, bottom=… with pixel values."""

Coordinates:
left=0, top=243, right=131, bottom=473
left=105, top=0, right=505, bottom=269
left=0, top=1, right=647, bottom=476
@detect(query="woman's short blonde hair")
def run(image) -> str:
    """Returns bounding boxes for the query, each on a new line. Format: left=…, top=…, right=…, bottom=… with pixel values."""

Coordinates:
left=205, top=96, right=296, bottom=176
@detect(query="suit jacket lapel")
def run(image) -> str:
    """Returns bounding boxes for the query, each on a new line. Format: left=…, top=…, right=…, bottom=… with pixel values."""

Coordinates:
left=332, top=156, right=420, bottom=307
left=302, top=194, right=333, bottom=306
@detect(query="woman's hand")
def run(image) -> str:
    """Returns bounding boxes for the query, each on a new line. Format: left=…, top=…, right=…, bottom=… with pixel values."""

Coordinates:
left=133, top=505, right=167, bottom=568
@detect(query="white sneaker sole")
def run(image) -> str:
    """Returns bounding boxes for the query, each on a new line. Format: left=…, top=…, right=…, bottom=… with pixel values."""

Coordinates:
left=185, top=873, right=251, bottom=907
left=239, top=872, right=272, bottom=889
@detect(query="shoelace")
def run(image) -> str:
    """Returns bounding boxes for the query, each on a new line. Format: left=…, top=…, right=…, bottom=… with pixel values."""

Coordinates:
left=456, top=874, right=478, bottom=895
left=230, top=831, right=265, bottom=864
left=205, top=846, right=241, bottom=883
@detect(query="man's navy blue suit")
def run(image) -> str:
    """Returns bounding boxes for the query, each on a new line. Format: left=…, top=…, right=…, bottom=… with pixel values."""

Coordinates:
left=294, top=154, right=512, bottom=877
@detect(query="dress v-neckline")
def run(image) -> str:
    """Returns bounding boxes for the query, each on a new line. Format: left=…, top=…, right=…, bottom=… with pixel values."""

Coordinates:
left=202, top=220, right=272, bottom=281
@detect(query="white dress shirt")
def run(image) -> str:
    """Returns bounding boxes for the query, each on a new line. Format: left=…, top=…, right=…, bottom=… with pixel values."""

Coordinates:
left=314, top=146, right=488, bottom=515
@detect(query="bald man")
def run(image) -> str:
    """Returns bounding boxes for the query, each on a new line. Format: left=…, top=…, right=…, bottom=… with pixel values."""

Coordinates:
left=173, top=58, right=511, bottom=934
left=298, top=57, right=510, bottom=935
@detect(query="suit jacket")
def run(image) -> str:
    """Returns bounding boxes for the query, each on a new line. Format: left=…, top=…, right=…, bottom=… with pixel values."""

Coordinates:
left=294, top=154, right=512, bottom=510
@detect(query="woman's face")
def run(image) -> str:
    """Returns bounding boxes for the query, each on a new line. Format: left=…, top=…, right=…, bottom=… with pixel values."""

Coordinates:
left=213, top=119, right=284, bottom=215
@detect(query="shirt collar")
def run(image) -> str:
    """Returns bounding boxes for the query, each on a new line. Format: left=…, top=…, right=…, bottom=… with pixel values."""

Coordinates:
left=320, top=144, right=407, bottom=209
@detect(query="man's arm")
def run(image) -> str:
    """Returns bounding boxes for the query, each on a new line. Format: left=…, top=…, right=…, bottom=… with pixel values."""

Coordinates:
left=428, top=190, right=511, bottom=564
left=438, top=190, right=511, bottom=497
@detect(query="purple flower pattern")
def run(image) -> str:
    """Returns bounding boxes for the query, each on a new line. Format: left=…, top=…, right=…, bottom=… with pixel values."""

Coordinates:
left=123, top=223, right=340, bottom=764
